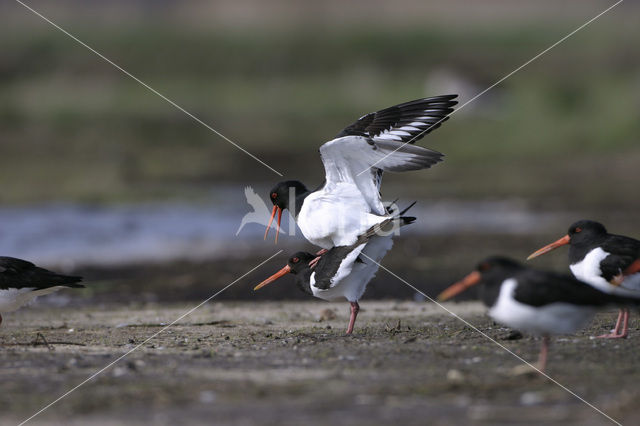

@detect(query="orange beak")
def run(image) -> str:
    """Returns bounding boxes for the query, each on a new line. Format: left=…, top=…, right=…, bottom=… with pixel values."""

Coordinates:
left=263, top=205, right=283, bottom=243
left=526, top=234, right=570, bottom=260
left=253, top=265, right=291, bottom=291
left=437, top=271, right=482, bottom=301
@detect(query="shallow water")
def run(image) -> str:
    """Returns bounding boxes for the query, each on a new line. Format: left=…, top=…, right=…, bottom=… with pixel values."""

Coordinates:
left=0, top=193, right=570, bottom=268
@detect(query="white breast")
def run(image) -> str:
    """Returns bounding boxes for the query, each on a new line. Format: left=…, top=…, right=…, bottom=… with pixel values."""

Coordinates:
left=569, top=248, right=612, bottom=292
left=488, top=279, right=596, bottom=335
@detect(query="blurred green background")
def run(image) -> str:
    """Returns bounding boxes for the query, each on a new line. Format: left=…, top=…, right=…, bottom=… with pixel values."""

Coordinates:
left=0, top=0, right=638, bottom=299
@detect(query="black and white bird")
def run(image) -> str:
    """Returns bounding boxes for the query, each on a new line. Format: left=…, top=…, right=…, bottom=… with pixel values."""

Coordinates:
left=527, top=220, right=640, bottom=338
left=264, top=95, right=457, bottom=247
left=255, top=214, right=415, bottom=334
left=438, top=256, right=640, bottom=371
left=0, top=257, right=84, bottom=325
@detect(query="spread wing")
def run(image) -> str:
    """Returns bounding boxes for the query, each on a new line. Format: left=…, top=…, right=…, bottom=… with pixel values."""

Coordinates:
left=323, top=95, right=457, bottom=214
left=319, top=136, right=443, bottom=214
left=336, top=95, right=458, bottom=143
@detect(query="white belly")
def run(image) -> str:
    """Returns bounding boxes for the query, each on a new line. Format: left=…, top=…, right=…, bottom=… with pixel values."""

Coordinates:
left=489, top=279, right=596, bottom=335
left=0, top=287, right=63, bottom=313
left=298, top=183, right=388, bottom=248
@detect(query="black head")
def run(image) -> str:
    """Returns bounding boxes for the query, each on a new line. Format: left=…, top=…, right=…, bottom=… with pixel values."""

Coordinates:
left=475, top=256, right=523, bottom=279
left=438, top=256, right=523, bottom=301
left=254, top=251, right=315, bottom=291
left=287, top=251, right=316, bottom=274
left=264, top=180, right=310, bottom=243
left=527, top=220, right=608, bottom=261
left=268, top=180, right=309, bottom=210
left=567, top=220, right=607, bottom=243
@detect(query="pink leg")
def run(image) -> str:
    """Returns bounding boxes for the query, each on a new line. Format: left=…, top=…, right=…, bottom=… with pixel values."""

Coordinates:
left=597, top=309, right=627, bottom=339
left=617, top=308, right=629, bottom=338
left=346, top=302, right=360, bottom=335
left=538, top=335, right=550, bottom=372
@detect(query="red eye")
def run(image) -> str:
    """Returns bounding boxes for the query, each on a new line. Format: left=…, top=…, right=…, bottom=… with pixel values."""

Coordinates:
left=292, top=257, right=299, bottom=263
left=271, top=192, right=278, bottom=199
left=479, top=262, right=490, bottom=271
left=575, top=227, right=582, bottom=233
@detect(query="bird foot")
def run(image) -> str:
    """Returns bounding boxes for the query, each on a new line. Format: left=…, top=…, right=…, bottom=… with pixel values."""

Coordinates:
left=595, top=332, right=627, bottom=339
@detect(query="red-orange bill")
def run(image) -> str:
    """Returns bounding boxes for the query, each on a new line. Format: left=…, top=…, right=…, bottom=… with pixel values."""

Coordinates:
left=437, top=270, right=482, bottom=301
left=264, top=206, right=282, bottom=242
left=253, top=265, right=291, bottom=291
left=526, top=234, right=570, bottom=260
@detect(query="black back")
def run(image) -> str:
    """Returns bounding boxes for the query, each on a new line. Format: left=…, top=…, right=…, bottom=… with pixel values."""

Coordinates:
left=0, top=257, right=84, bottom=290
left=474, top=256, right=640, bottom=309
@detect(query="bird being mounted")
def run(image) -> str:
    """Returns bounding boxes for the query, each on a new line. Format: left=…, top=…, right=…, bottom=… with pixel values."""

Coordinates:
left=255, top=212, right=415, bottom=335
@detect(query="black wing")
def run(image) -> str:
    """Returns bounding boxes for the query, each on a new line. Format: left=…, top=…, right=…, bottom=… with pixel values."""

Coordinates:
left=0, top=256, right=84, bottom=290
left=336, top=95, right=458, bottom=145
left=599, top=235, right=640, bottom=281
left=512, top=268, right=628, bottom=308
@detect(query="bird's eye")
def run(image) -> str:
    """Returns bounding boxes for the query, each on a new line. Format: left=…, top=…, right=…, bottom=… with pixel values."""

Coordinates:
left=479, top=262, right=490, bottom=271
left=292, top=257, right=299, bottom=263
left=574, top=227, right=582, bottom=233
left=271, top=192, right=278, bottom=199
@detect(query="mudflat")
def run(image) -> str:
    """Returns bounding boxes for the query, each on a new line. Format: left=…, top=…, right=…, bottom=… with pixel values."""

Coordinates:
left=1, top=301, right=638, bottom=425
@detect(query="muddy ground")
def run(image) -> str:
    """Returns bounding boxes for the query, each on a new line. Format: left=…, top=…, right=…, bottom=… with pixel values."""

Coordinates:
left=2, top=301, right=639, bottom=425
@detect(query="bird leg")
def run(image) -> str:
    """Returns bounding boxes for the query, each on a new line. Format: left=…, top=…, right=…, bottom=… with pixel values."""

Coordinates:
left=537, top=335, right=550, bottom=372
left=0, top=313, right=2, bottom=326
left=597, top=309, right=628, bottom=339
left=617, top=308, right=630, bottom=338
left=345, top=301, right=360, bottom=335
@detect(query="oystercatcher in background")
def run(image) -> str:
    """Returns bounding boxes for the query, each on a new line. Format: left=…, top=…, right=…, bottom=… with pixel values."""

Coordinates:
left=264, top=95, right=457, bottom=246
left=0, top=257, right=84, bottom=325
left=255, top=213, right=415, bottom=334
left=438, top=256, right=640, bottom=371
left=527, top=220, right=640, bottom=338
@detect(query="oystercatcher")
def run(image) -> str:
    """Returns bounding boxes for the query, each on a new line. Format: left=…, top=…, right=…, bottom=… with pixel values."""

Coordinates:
left=438, top=256, right=640, bottom=371
left=255, top=214, right=415, bottom=334
left=0, top=257, right=84, bottom=325
left=264, top=95, right=457, bottom=247
left=527, top=220, right=640, bottom=338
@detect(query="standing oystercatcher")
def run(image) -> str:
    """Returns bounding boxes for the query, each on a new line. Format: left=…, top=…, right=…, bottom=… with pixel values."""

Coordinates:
left=255, top=214, right=415, bottom=334
left=0, top=257, right=84, bottom=325
left=438, top=256, right=640, bottom=371
left=527, top=220, right=640, bottom=338
left=264, top=95, right=457, bottom=247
